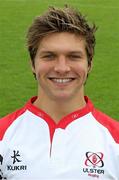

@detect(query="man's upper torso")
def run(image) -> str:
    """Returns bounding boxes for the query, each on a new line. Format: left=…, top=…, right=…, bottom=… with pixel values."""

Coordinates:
left=0, top=96, right=119, bottom=180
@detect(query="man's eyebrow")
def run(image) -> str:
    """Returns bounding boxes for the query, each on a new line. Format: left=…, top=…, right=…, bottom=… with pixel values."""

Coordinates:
left=69, top=51, right=83, bottom=53
left=39, top=50, right=54, bottom=54
left=68, top=51, right=84, bottom=55
left=38, top=50, right=85, bottom=56
left=38, top=51, right=55, bottom=56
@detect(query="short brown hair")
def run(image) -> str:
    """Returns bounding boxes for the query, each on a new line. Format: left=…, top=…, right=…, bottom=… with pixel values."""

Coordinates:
left=27, top=6, right=97, bottom=66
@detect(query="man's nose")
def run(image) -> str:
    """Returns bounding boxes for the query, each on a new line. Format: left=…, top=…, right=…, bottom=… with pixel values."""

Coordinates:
left=54, top=56, right=70, bottom=73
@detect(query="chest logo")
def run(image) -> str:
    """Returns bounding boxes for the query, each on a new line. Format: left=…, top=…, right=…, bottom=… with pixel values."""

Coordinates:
left=7, top=150, right=27, bottom=171
left=11, top=150, right=22, bottom=164
left=83, top=152, right=104, bottom=178
left=85, top=152, right=104, bottom=168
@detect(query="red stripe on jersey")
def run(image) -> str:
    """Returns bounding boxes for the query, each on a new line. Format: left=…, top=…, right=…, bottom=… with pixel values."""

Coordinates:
left=0, top=108, right=25, bottom=140
left=92, top=108, right=119, bottom=143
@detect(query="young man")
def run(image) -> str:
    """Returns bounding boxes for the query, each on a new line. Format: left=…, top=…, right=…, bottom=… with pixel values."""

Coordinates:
left=0, top=6, right=119, bottom=180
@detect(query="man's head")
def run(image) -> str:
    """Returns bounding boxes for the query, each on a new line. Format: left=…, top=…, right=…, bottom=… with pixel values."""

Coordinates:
left=27, top=6, right=97, bottom=67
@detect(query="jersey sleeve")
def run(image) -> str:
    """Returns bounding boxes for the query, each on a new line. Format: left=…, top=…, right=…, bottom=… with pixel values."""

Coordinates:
left=0, top=108, right=25, bottom=179
left=92, top=108, right=119, bottom=178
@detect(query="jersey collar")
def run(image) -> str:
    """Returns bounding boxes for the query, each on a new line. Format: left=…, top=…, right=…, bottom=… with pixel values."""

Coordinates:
left=25, top=96, right=94, bottom=129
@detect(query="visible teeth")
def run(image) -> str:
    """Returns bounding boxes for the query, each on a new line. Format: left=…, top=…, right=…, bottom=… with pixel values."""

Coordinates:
left=52, top=78, right=72, bottom=83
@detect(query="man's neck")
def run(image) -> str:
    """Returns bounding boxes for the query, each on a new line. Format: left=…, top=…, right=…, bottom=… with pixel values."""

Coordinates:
left=33, top=95, right=86, bottom=124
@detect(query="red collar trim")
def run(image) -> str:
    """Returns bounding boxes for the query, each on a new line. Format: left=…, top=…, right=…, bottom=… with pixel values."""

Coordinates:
left=25, top=96, right=94, bottom=129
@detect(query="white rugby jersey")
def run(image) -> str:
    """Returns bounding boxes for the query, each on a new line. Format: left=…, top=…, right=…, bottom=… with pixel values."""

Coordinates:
left=0, top=96, right=119, bottom=180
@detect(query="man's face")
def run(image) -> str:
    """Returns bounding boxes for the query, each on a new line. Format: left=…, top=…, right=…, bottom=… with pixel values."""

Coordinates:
left=32, top=32, right=91, bottom=102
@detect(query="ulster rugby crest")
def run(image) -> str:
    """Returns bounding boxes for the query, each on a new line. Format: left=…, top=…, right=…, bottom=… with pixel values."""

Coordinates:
left=83, top=152, right=105, bottom=178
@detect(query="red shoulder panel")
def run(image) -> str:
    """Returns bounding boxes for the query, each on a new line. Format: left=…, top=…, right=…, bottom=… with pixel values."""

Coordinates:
left=92, top=108, right=119, bottom=143
left=0, top=108, right=25, bottom=140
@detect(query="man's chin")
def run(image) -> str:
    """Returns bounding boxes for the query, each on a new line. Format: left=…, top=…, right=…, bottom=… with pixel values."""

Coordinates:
left=51, top=93, right=73, bottom=102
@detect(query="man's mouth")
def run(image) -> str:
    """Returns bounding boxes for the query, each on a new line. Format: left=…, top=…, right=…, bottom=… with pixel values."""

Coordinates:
left=48, top=78, right=75, bottom=83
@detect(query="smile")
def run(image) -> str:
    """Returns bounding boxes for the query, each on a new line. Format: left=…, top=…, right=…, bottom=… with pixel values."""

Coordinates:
left=49, top=78, right=75, bottom=83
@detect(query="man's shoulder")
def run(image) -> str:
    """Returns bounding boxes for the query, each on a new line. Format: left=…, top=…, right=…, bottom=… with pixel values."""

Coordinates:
left=92, top=107, right=119, bottom=143
left=0, top=107, right=25, bottom=140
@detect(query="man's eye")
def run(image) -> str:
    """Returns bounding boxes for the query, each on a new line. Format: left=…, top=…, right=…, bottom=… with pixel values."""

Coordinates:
left=69, top=55, right=81, bottom=60
left=42, top=54, right=55, bottom=60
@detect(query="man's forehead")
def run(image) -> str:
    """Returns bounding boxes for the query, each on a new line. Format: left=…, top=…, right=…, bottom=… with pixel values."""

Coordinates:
left=37, top=32, right=86, bottom=53
left=39, top=32, right=85, bottom=44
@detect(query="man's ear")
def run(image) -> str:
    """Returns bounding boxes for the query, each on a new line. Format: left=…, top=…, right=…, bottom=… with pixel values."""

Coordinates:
left=88, top=60, right=93, bottom=73
left=29, top=60, right=37, bottom=79
left=30, top=60, right=35, bottom=73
